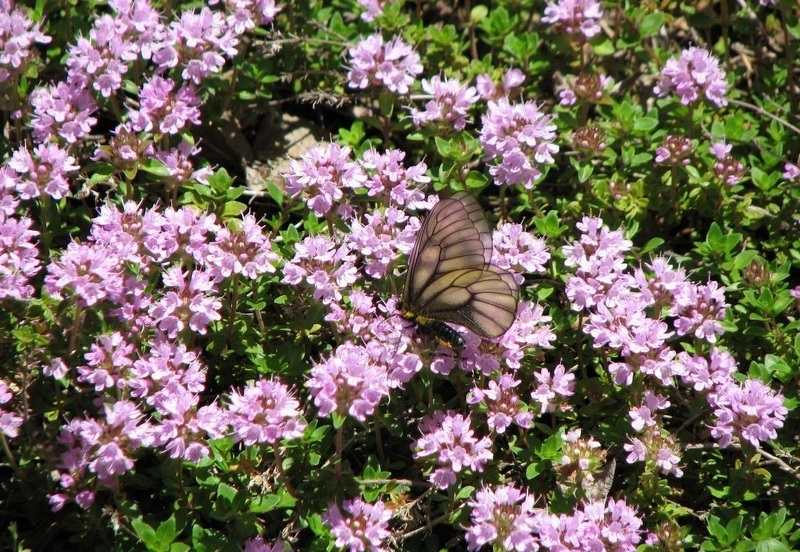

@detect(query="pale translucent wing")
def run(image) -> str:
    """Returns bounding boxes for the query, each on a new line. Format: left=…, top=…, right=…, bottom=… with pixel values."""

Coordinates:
left=403, top=192, right=491, bottom=308
left=403, top=191, right=519, bottom=339
left=413, top=266, right=519, bottom=338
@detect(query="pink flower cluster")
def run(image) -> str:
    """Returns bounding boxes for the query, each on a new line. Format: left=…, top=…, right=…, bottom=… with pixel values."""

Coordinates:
left=322, top=497, right=392, bottom=552
left=480, top=98, right=559, bottom=189
left=0, top=4, right=51, bottom=83
left=226, top=377, right=307, bottom=446
left=0, top=380, right=23, bottom=438
left=308, top=342, right=391, bottom=422
left=5, top=0, right=279, bottom=204
left=465, top=484, right=644, bottom=552
left=654, top=46, right=728, bottom=107
left=346, top=34, right=423, bottom=94
left=0, top=173, right=40, bottom=299
left=37, top=201, right=295, bottom=510
left=563, top=217, right=787, bottom=452
left=542, top=0, right=604, bottom=39
left=412, top=411, right=493, bottom=488
left=410, top=75, right=480, bottom=130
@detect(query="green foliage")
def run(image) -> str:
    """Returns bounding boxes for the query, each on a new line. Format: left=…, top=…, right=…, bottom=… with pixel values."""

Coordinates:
left=2, top=0, right=800, bottom=550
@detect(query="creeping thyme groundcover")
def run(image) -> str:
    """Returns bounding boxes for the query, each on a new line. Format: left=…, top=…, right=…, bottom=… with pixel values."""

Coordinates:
left=1, top=0, right=799, bottom=550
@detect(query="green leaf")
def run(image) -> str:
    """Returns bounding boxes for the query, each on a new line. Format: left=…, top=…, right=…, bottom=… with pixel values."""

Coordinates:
left=633, top=116, right=659, bottom=132
left=267, top=181, right=284, bottom=206
left=640, top=237, right=665, bottom=255
left=755, top=540, right=790, bottom=552
left=132, top=518, right=160, bottom=551
left=639, top=12, right=664, bottom=36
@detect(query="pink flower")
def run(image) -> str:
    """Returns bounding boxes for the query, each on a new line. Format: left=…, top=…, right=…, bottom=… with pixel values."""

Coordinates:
left=9, top=143, right=79, bottom=200
left=0, top=212, right=40, bottom=300
left=709, top=378, right=788, bottom=448
left=531, top=363, right=575, bottom=414
left=0, top=6, right=51, bottom=81
left=322, top=497, right=392, bottom=552
left=465, top=484, right=544, bottom=551
left=468, top=373, right=534, bottom=433
left=29, top=82, right=98, bottom=144
left=476, top=68, right=525, bottom=101
left=412, top=411, right=493, bottom=488
left=45, top=242, right=125, bottom=307
left=308, top=342, right=390, bottom=421
left=284, top=143, right=367, bottom=217
left=226, top=377, right=307, bottom=446
left=542, top=0, right=604, bottom=39
left=346, top=34, right=423, bottom=94
left=0, top=380, right=23, bottom=438
left=654, top=46, right=728, bottom=107
left=203, top=214, right=280, bottom=280
left=480, top=98, right=559, bottom=189
left=128, top=76, right=202, bottom=135
left=410, top=75, right=479, bottom=130
left=359, top=148, right=429, bottom=207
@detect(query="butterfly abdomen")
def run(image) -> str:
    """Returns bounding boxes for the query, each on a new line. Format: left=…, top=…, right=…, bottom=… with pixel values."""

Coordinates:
left=403, top=310, right=465, bottom=349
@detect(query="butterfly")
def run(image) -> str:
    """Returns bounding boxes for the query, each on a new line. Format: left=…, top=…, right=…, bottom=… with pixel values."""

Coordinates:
left=401, top=191, right=520, bottom=348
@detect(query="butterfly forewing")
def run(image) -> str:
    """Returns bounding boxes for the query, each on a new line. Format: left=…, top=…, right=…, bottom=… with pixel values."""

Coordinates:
left=402, top=192, right=519, bottom=340
left=403, top=193, right=491, bottom=308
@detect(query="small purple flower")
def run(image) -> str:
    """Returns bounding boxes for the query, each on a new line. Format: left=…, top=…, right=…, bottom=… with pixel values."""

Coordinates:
left=476, top=68, right=525, bottom=101
left=65, top=15, right=137, bottom=97
left=226, top=377, right=307, bottom=446
left=531, top=363, right=575, bottom=414
left=672, top=280, right=727, bottom=343
left=713, top=155, right=746, bottom=186
left=0, top=6, right=51, bottom=82
left=322, top=497, right=392, bottom=552
left=29, top=81, right=98, bottom=144
left=538, top=499, right=643, bottom=552
left=284, top=143, right=367, bottom=217
left=468, top=373, right=534, bottom=433
left=346, top=206, right=416, bottom=279
left=77, top=332, right=135, bottom=392
left=282, top=235, right=359, bottom=306
left=203, top=214, right=280, bottom=281
left=709, top=378, right=788, bottom=448
left=480, top=98, right=559, bottom=189
left=410, top=75, right=479, bottom=130
left=8, top=143, right=79, bottom=200
left=654, top=134, right=693, bottom=166
left=359, top=148, right=429, bottom=207
left=128, top=76, right=202, bottom=135
left=493, top=222, right=550, bottom=284
left=465, top=484, right=543, bottom=551
left=243, top=537, right=290, bottom=552
left=152, top=7, right=239, bottom=84
left=208, top=0, right=281, bottom=35
left=45, top=242, right=125, bottom=307
left=152, top=140, right=213, bottom=190
left=357, top=0, right=390, bottom=22
left=654, top=46, right=728, bottom=107
left=346, top=34, right=423, bottom=94
left=307, top=342, right=390, bottom=421
left=629, top=391, right=669, bottom=431
left=0, top=212, right=41, bottom=300
left=559, top=73, right=613, bottom=106
left=678, top=347, right=737, bottom=393
left=147, top=267, right=222, bottom=338
left=783, top=162, right=800, bottom=181
left=0, top=380, right=23, bottom=438
left=412, top=410, right=493, bottom=488
left=542, top=0, right=604, bottom=39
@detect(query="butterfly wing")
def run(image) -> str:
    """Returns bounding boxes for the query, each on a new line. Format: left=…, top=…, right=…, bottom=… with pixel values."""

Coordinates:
left=403, top=192, right=519, bottom=339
